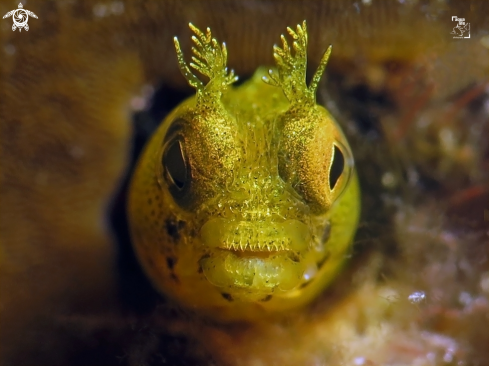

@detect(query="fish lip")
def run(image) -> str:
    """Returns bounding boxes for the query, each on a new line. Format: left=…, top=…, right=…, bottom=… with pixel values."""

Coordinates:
left=213, top=248, right=302, bottom=264
left=213, top=248, right=292, bottom=261
left=199, top=248, right=305, bottom=292
left=200, top=218, right=311, bottom=253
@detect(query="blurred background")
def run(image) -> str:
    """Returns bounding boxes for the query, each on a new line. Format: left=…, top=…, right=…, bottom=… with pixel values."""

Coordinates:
left=0, top=1, right=488, bottom=365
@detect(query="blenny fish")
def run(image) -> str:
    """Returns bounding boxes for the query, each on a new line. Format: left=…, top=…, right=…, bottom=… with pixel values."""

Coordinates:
left=128, top=21, right=360, bottom=320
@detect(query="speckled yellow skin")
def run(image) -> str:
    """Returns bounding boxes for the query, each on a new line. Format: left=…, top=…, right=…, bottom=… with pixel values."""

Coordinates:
left=128, top=22, right=360, bottom=321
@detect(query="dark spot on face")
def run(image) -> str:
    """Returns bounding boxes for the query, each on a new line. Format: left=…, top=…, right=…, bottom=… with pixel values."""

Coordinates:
left=260, top=295, right=273, bottom=302
left=317, top=251, right=331, bottom=270
left=170, top=273, right=179, bottom=283
left=165, top=219, right=179, bottom=241
left=165, top=218, right=186, bottom=242
left=198, top=255, right=209, bottom=274
left=288, top=253, right=301, bottom=263
left=221, top=293, right=234, bottom=302
left=299, top=281, right=311, bottom=289
left=321, top=222, right=331, bottom=245
left=166, top=257, right=176, bottom=270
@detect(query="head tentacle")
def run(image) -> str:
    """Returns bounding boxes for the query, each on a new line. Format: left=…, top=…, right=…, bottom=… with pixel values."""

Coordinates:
left=262, top=20, right=332, bottom=106
left=174, top=23, right=238, bottom=106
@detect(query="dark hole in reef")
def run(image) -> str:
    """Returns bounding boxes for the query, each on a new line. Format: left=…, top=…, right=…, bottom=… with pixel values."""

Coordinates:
left=329, top=145, right=344, bottom=189
left=104, top=83, right=200, bottom=364
left=108, top=83, right=192, bottom=315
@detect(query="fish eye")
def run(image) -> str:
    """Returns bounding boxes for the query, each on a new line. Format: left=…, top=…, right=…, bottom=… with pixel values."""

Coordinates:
left=162, top=139, right=189, bottom=192
left=329, top=145, right=344, bottom=190
left=163, top=140, right=187, bottom=189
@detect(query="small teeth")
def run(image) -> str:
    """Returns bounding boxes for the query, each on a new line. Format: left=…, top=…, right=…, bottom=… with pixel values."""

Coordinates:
left=224, top=240, right=288, bottom=252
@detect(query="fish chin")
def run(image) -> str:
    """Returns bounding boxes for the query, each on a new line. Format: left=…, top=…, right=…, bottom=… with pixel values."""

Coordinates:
left=199, top=249, right=306, bottom=300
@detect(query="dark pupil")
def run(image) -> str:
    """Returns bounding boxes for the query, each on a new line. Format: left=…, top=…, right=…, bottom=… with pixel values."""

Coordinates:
left=329, top=145, right=344, bottom=190
left=164, top=141, right=186, bottom=190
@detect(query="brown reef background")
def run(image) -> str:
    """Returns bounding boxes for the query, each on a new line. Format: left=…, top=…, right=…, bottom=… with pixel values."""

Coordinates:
left=0, top=1, right=488, bottom=365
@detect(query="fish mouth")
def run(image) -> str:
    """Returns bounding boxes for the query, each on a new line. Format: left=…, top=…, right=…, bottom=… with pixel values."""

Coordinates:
left=199, top=218, right=311, bottom=296
left=200, top=218, right=311, bottom=253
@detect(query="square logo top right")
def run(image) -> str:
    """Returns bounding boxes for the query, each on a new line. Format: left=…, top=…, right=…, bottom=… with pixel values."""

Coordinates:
left=451, top=16, right=470, bottom=39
